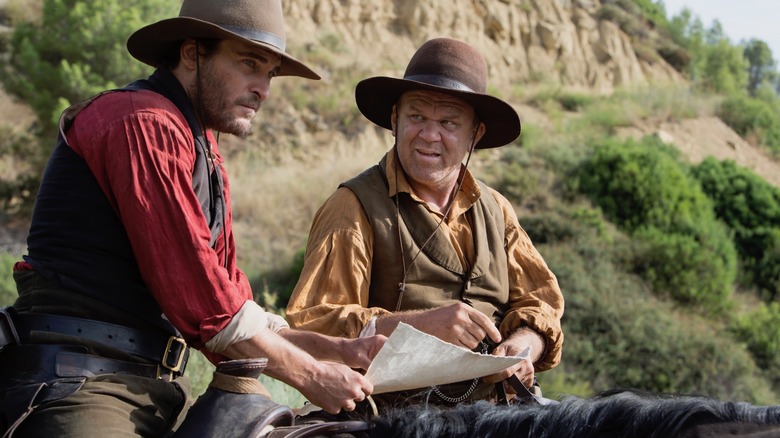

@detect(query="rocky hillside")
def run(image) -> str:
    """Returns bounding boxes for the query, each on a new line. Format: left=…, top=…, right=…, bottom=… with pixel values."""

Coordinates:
left=271, top=0, right=778, bottom=187
left=283, top=0, right=682, bottom=94
left=2, top=0, right=779, bottom=256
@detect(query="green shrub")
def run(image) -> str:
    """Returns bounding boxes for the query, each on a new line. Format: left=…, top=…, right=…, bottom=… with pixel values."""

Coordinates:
left=731, top=302, right=780, bottom=383
left=520, top=206, right=608, bottom=246
left=632, top=226, right=733, bottom=310
left=717, top=95, right=780, bottom=154
left=657, top=42, right=691, bottom=72
left=557, top=92, right=594, bottom=112
left=541, top=236, right=773, bottom=403
left=490, top=145, right=539, bottom=205
left=631, top=0, right=671, bottom=29
left=577, top=137, right=738, bottom=310
left=578, top=137, right=695, bottom=232
left=692, top=158, right=780, bottom=299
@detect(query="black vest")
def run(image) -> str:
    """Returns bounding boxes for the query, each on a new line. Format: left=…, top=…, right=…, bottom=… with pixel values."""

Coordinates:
left=23, top=69, right=224, bottom=332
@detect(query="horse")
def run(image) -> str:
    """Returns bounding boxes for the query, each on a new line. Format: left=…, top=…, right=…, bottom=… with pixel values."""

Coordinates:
left=369, top=389, right=780, bottom=438
left=175, top=360, right=780, bottom=438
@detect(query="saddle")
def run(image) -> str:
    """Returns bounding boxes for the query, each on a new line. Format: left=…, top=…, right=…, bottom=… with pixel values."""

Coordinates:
left=173, top=358, right=372, bottom=438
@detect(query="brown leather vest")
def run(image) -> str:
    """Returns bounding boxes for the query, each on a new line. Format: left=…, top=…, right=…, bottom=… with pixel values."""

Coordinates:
left=339, top=154, right=510, bottom=324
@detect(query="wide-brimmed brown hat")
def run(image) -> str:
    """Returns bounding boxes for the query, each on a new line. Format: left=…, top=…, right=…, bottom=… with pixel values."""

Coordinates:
left=127, top=0, right=319, bottom=80
left=355, top=38, right=520, bottom=149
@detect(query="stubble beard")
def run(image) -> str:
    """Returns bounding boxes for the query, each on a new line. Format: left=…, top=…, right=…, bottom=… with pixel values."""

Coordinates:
left=192, top=62, right=256, bottom=138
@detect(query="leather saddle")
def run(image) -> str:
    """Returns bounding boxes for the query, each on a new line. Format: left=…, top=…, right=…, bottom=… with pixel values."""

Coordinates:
left=173, top=358, right=371, bottom=438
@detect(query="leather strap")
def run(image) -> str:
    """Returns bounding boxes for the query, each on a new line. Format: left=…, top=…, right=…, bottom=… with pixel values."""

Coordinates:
left=11, top=312, right=188, bottom=372
left=497, top=375, right=541, bottom=405
left=1, top=344, right=180, bottom=382
left=267, top=420, right=371, bottom=438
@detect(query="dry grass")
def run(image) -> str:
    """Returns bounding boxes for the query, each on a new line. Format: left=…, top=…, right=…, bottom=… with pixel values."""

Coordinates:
left=226, top=125, right=391, bottom=275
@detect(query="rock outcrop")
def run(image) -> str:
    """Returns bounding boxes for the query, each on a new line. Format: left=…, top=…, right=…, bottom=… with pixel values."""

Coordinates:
left=282, top=0, right=683, bottom=94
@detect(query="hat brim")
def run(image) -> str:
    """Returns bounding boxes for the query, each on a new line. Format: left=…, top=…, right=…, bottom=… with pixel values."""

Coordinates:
left=127, top=17, right=320, bottom=80
left=355, top=77, right=521, bottom=149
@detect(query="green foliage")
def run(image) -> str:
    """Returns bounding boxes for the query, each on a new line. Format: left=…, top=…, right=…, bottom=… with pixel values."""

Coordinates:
left=489, top=145, right=539, bottom=205
left=743, top=39, right=777, bottom=96
left=579, top=137, right=685, bottom=230
left=696, top=39, right=749, bottom=94
left=631, top=0, right=670, bottom=29
left=577, top=136, right=737, bottom=311
left=632, top=226, right=733, bottom=310
left=665, top=6, right=756, bottom=96
left=731, top=302, right=780, bottom=383
left=527, top=88, right=594, bottom=112
left=541, top=235, right=773, bottom=403
left=0, top=252, right=18, bottom=306
left=656, top=41, right=691, bottom=71
left=717, top=95, right=780, bottom=154
left=1, top=0, right=177, bottom=136
left=0, top=125, right=45, bottom=216
left=692, top=158, right=780, bottom=299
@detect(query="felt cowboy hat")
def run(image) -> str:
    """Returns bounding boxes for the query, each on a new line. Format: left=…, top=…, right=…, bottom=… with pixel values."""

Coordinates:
left=127, top=0, right=319, bottom=80
left=355, top=38, right=521, bottom=149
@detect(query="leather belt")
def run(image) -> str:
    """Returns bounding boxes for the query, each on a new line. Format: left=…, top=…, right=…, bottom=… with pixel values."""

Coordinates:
left=10, top=311, right=189, bottom=376
left=1, top=344, right=181, bottom=382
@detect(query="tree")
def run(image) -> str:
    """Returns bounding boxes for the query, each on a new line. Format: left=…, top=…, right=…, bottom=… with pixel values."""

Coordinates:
left=1, top=0, right=178, bottom=137
left=743, top=39, right=777, bottom=96
left=0, top=0, right=178, bottom=214
left=698, top=38, right=749, bottom=94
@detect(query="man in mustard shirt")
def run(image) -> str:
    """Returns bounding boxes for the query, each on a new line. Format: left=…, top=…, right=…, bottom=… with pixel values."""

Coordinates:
left=287, top=37, right=564, bottom=407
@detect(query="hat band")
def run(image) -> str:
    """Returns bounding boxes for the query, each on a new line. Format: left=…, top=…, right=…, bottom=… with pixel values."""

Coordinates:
left=404, top=74, right=474, bottom=92
left=218, top=24, right=286, bottom=51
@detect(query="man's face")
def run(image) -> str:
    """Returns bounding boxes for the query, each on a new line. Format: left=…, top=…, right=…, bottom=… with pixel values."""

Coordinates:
left=191, top=39, right=282, bottom=137
left=392, top=90, right=484, bottom=194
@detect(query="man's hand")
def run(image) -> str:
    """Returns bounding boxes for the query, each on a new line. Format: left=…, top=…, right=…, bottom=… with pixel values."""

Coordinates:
left=277, top=329, right=386, bottom=371
left=222, top=329, right=377, bottom=414
left=376, top=302, right=501, bottom=350
left=482, top=327, right=544, bottom=390
left=338, top=335, right=387, bottom=370
left=299, top=361, right=374, bottom=414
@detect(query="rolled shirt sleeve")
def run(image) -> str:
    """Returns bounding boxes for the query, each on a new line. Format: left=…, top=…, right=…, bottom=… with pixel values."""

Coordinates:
left=205, top=300, right=289, bottom=353
left=490, top=188, right=564, bottom=371
left=286, top=188, right=391, bottom=337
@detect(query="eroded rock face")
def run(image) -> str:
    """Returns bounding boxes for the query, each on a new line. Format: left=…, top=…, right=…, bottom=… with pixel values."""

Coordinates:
left=282, top=0, right=683, bottom=94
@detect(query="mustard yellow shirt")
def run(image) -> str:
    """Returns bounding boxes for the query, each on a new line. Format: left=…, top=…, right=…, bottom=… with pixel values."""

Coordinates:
left=287, top=149, right=564, bottom=369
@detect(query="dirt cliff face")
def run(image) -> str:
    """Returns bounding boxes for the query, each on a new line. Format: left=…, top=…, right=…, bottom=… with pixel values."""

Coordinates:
left=282, top=0, right=683, bottom=94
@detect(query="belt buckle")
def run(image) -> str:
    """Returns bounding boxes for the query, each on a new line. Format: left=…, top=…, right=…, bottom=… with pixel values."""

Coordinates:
left=161, top=336, right=187, bottom=373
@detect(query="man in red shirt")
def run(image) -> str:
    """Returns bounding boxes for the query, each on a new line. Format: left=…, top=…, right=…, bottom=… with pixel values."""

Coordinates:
left=0, top=0, right=383, bottom=436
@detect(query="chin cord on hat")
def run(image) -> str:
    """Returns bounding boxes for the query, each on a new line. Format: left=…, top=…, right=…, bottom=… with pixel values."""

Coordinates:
left=193, top=41, right=228, bottom=269
left=393, top=117, right=480, bottom=311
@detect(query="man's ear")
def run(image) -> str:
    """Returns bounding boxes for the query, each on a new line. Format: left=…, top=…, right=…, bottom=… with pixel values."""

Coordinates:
left=179, top=39, right=199, bottom=71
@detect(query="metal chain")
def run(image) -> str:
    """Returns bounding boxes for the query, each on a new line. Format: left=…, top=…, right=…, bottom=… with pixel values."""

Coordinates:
left=431, top=377, right=481, bottom=403
left=429, top=340, right=490, bottom=403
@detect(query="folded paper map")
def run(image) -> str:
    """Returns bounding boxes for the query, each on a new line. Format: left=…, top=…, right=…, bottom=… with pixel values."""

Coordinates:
left=364, top=322, right=529, bottom=394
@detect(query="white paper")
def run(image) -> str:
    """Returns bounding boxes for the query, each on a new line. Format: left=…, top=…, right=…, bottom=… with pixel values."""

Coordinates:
left=364, top=322, right=529, bottom=394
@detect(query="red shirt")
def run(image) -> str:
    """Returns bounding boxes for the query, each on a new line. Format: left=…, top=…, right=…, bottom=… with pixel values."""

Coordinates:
left=65, top=89, right=252, bottom=350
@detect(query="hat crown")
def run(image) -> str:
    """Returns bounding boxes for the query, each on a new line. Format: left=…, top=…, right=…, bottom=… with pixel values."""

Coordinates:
left=403, top=38, right=488, bottom=94
left=179, top=0, right=286, bottom=50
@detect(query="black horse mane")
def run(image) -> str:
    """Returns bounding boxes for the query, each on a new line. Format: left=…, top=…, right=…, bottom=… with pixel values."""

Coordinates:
left=368, top=389, right=780, bottom=438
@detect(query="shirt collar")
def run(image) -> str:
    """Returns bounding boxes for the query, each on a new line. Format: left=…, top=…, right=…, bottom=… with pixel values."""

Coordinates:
left=385, top=146, right=481, bottom=217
